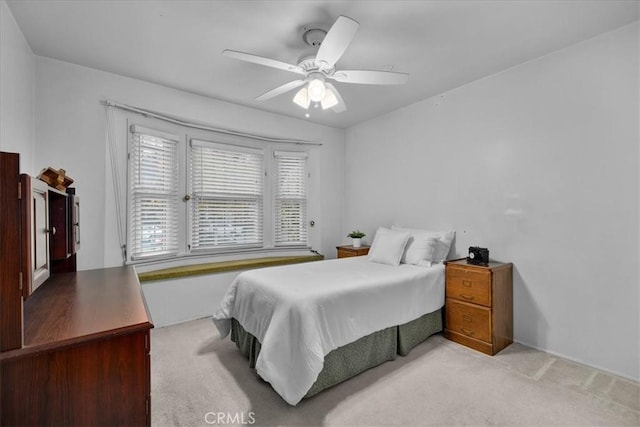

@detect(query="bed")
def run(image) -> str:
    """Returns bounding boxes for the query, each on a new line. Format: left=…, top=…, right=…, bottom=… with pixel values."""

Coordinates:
left=212, top=226, right=453, bottom=405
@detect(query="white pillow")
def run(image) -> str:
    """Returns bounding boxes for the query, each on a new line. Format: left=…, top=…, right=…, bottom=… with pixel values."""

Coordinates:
left=401, top=235, right=439, bottom=265
left=368, top=227, right=411, bottom=266
left=391, top=226, right=455, bottom=263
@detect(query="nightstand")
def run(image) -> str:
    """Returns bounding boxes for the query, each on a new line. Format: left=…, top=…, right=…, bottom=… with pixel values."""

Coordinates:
left=444, top=259, right=513, bottom=355
left=336, top=245, right=370, bottom=258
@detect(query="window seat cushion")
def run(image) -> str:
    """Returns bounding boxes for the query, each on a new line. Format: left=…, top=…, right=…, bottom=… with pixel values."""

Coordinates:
left=137, top=254, right=324, bottom=283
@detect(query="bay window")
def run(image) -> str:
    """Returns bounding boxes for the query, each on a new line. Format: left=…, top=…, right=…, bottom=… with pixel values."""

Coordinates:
left=127, top=124, right=310, bottom=263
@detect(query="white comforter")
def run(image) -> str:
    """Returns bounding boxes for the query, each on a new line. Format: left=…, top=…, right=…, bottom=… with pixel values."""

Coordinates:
left=212, top=256, right=445, bottom=405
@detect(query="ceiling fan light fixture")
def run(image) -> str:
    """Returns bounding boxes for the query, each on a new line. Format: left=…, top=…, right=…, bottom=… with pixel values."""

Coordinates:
left=320, top=87, right=338, bottom=110
left=307, top=73, right=326, bottom=102
left=293, top=87, right=310, bottom=109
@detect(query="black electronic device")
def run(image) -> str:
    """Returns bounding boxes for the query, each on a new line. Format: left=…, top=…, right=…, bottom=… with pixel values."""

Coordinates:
left=467, top=246, right=489, bottom=266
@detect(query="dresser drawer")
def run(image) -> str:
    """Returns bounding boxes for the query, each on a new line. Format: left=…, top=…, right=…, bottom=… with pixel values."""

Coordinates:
left=445, top=299, right=491, bottom=343
left=446, top=266, right=491, bottom=307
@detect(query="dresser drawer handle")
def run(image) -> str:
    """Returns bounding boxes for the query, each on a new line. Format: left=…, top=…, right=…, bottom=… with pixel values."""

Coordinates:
left=460, top=294, right=475, bottom=301
left=462, top=314, right=472, bottom=322
left=462, top=280, right=472, bottom=287
left=460, top=328, right=475, bottom=336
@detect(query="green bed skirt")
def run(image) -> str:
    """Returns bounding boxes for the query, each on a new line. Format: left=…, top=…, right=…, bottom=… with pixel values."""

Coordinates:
left=230, top=308, right=443, bottom=399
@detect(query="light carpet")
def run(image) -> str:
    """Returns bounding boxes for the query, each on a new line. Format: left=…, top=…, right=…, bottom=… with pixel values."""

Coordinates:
left=151, top=317, right=639, bottom=427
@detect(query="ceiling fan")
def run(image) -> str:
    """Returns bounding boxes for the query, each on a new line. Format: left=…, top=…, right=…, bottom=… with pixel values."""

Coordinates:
left=222, top=15, right=409, bottom=113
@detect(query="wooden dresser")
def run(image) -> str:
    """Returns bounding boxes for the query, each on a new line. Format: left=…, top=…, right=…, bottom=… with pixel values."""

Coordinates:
left=337, top=245, right=370, bottom=258
left=0, top=266, right=153, bottom=426
left=444, top=259, right=513, bottom=355
left=1, top=152, right=152, bottom=425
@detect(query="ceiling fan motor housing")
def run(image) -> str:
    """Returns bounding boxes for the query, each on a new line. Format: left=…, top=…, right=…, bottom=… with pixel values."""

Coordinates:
left=303, top=28, right=327, bottom=47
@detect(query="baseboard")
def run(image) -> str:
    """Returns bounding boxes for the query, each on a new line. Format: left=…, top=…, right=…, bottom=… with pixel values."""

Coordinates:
left=513, top=339, right=639, bottom=383
left=154, top=315, right=213, bottom=329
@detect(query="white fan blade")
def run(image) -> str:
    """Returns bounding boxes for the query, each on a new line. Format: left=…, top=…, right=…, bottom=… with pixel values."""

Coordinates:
left=315, top=16, right=359, bottom=69
left=324, top=82, right=346, bottom=113
left=256, top=80, right=306, bottom=101
left=222, top=49, right=305, bottom=75
left=330, top=69, right=409, bottom=85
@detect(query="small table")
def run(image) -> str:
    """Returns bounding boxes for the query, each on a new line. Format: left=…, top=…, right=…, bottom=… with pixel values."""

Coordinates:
left=336, top=245, right=370, bottom=258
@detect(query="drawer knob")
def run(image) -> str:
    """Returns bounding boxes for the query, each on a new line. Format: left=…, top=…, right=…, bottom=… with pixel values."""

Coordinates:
left=460, top=294, right=475, bottom=301
left=460, top=328, right=475, bottom=336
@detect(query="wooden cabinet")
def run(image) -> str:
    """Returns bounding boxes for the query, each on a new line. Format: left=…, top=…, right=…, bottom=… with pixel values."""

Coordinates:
left=444, top=259, right=513, bottom=355
left=337, top=245, right=370, bottom=258
left=21, top=175, right=79, bottom=284
left=1, top=267, right=153, bottom=426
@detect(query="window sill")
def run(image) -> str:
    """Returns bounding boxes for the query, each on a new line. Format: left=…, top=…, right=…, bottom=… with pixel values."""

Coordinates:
left=137, top=254, right=324, bottom=283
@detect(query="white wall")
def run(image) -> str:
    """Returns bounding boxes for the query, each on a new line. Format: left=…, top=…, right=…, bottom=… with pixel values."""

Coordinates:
left=0, top=0, right=34, bottom=174
left=344, top=23, right=639, bottom=380
left=34, top=57, right=345, bottom=271
left=141, top=271, right=240, bottom=328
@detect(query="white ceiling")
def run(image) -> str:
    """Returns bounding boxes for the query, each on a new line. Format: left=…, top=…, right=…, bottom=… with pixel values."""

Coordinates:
left=7, top=0, right=639, bottom=129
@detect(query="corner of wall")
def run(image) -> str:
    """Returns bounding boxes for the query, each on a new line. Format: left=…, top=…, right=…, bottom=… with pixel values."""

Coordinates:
left=0, top=0, right=36, bottom=174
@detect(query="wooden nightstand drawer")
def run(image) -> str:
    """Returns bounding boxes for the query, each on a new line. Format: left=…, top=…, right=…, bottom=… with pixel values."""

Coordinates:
left=446, top=266, right=491, bottom=307
left=446, top=299, right=491, bottom=343
left=337, top=245, right=370, bottom=258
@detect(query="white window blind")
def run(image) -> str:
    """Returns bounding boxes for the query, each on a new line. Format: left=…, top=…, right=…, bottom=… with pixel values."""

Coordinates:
left=129, top=127, right=180, bottom=259
left=274, top=151, right=308, bottom=246
left=190, top=140, right=264, bottom=250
